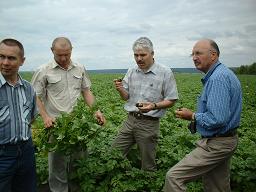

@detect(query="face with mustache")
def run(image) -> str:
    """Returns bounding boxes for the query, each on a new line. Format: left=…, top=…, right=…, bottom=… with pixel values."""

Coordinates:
left=191, top=40, right=218, bottom=73
left=134, top=48, right=154, bottom=72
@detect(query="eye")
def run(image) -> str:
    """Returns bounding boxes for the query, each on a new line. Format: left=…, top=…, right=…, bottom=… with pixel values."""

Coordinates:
left=7, top=56, right=17, bottom=61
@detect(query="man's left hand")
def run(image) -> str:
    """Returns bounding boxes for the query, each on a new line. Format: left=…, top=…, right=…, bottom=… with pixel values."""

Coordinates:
left=94, top=110, right=106, bottom=126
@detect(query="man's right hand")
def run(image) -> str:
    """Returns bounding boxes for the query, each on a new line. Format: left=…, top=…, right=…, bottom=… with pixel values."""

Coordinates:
left=42, top=114, right=56, bottom=128
left=113, top=79, right=123, bottom=91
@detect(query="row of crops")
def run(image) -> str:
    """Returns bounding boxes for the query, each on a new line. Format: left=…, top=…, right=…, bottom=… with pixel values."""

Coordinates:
left=21, top=72, right=256, bottom=192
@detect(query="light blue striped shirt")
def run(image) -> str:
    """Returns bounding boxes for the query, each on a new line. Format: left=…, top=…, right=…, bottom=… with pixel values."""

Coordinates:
left=195, top=62, right=242, bottom=137
left=0, top=73, right=37, bottom=144
left=123, top=63, right=179, bottom=118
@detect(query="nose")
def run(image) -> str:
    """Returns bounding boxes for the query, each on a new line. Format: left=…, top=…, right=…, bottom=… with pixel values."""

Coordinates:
left=60, top=56, right=67, bottom=62
left=192, top=55, right=198, bottom=61
left=137, top=55, right=143, bottom=61
left=1, top=57, right=10, bottom=65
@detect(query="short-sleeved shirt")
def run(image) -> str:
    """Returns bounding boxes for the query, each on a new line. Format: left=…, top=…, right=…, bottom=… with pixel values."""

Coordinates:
left=0, top=73, right=37, bottom=144
left=31, top=60, right=91, bottom=117
left=123, top=63, right=178, bottom=118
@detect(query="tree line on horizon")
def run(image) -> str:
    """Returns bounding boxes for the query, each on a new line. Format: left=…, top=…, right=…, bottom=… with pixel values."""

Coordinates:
left=235, top=62, right=256, bottom=75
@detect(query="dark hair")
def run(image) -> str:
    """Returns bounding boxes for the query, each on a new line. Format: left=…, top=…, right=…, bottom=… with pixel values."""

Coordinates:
left=209, top=39, right=220, bottom=56
left=0, top=38, right=24, bottom=57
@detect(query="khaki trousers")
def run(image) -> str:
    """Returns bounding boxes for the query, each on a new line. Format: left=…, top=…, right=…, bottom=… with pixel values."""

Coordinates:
left=113, top=114, right=160, bottom=171
left=164, top=135, right=238, bottom=192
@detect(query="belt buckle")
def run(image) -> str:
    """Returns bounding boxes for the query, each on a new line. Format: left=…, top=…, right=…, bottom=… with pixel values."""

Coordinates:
left=134, top=112, right=142, bottom=119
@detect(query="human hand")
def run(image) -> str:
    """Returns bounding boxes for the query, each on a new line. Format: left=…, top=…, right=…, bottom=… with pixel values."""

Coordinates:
left=175, top=108, right=194, bottom=121
left=42, top=114, right=55, bottom=128
left=113, top=79, right=123, bottom=91
left=94, top=110, right=106, bottom=126
left=136, top=102, right=155, bottom=113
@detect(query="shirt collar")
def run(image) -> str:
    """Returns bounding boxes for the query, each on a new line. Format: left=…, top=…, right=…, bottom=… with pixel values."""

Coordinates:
left=201, top=61, right=221, bottom=84
left=136, top=62, right=157, bottom=75
left=0, top=73, right=24, bottom=88
left=51, top=60, right=75, bottom=70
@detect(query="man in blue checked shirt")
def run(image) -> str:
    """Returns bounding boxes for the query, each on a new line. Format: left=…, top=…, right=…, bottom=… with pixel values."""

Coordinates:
left=113, top=37, right=178, bottom=171
left=0, top=38, right=37, bottom=192
left=164, top=39, right=242, bottom=192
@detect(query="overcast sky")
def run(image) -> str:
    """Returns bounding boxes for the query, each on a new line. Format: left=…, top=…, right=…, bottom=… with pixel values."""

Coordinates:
left=1, top=0, right=255, bottom=71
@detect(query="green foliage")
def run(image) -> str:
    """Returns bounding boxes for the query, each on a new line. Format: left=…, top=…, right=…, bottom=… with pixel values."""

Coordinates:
left=35, top=99, right=102, bottom=155
left=33, top=73, right=256, bottom=191
left=235, top=62, right=256, bottom=75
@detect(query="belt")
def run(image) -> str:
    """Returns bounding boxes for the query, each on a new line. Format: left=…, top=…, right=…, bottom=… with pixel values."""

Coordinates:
left=129, top=112, right=159, bottom=121
left=202, top=129, right=237, bottom=138
left=0, top=139, right=30, bottom=149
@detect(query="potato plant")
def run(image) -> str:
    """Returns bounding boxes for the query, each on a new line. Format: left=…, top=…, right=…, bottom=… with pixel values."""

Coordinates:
left=26, top=72, right=256, bottom=192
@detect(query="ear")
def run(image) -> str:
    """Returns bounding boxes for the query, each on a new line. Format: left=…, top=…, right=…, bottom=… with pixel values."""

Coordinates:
left=20, top=57, right=25, bottom=66
left=211, top=51, right=217, bottom=61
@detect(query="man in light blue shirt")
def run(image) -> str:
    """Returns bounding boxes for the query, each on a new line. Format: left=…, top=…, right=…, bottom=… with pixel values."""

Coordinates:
left=164, top=39, right=242, bottom=192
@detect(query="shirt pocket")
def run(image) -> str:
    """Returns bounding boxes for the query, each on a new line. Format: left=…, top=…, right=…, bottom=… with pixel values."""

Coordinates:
left=0, top=100, right=10, bottom=132
left=72, top=74, right=83, bottom=90
left=46, top=75, right=64, bottom=94
left=143, top=82, right=163, bottom=102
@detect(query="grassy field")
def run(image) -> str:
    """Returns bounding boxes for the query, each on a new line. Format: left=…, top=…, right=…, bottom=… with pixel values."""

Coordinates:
left=20, top=71, right=256, bottom=192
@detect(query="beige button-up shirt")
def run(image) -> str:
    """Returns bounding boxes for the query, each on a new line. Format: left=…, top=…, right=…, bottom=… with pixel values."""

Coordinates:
left=31, top=60, right=91, bottom=117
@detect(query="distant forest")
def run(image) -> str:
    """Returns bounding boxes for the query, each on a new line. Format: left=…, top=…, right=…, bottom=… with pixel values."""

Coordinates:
left=234, top=62, right=256, bottom=75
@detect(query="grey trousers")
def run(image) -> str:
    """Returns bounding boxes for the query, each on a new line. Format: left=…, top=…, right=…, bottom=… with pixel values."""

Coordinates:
left=164, top=135, right=238, bottom=192
left=48, top=150, right=86, bottom=192
left=113, top=114, right=160, bottom=171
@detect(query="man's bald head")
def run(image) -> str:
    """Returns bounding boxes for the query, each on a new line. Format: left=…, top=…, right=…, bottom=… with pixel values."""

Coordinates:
left=51, top=37, right=72, bottom=50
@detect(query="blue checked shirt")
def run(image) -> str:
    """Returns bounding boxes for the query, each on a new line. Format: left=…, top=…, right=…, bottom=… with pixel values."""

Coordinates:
left=195, top=62, right=242, bottom=137
left=123, top=63, right=179, bottom=118
left=0, top=73, right=37, bottom=144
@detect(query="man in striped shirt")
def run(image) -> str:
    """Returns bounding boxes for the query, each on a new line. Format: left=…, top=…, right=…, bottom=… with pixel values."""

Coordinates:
left=164, top=39, right=242, bottom=192
left=0, top=38, right=37, bottom=192
left=113, top=37, right=178, bottom=171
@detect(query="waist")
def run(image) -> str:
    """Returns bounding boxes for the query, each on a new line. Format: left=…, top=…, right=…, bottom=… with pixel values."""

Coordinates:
left=201, top=128, right=238, bottom=138
left=129, top=112, right=159, bottom=121
left=0, top=138, right=31, bottom=149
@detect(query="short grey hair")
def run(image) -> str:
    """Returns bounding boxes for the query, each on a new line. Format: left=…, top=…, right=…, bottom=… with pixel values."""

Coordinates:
left=132, top=37, right=154, bottom=53
left=51, top=37, right=72, bottom=49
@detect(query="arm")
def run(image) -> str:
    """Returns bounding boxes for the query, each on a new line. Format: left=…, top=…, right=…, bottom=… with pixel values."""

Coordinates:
left=81, top=88, right=106, bottom=125
left=138, top=99, right=177, bottom=113
left=81, top=88, right=95, bottom=108
left=113, top=79, right=129, bottom=101
left=36, top=96, right=55, bottom=128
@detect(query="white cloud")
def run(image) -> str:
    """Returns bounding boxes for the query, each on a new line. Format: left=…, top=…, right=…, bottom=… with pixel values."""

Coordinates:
left=1, top=0, right=256, bottom=70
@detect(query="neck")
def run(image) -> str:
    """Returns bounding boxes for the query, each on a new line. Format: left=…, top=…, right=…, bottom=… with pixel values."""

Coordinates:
left=5, top=75, right=19, bottom=86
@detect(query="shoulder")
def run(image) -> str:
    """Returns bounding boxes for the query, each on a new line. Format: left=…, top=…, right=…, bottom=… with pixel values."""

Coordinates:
left=34, top=61, right=53, bottom=74
left=212, top=64, right=237, bottom=80
left=154, top=63, right=174, bottom=76
left=21, top=79, right=35, bottom=93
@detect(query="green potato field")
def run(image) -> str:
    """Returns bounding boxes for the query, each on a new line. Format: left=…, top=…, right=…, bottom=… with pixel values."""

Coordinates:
left=21, top=72, right=256, bottom=192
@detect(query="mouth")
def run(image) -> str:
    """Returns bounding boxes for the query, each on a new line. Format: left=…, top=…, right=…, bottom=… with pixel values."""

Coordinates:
left=1, top=68, right=11, bottom=72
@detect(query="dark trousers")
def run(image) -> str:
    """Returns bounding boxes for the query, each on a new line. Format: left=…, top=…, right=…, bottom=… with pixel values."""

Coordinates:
left=0, top=138, right=37, bottom=192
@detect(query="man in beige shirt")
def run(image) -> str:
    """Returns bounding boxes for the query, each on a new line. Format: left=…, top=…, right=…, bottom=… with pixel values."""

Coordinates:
left=31, top=37, right=105, bottom=192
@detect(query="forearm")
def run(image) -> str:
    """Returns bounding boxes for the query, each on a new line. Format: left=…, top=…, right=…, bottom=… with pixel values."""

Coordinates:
left=36, top=97, right=49, bottom=118
left=118, top=88, right=129, bottom=101
left=82, top=89, right=95, bottom=108
left=155, top=99, right=177, bottom=109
